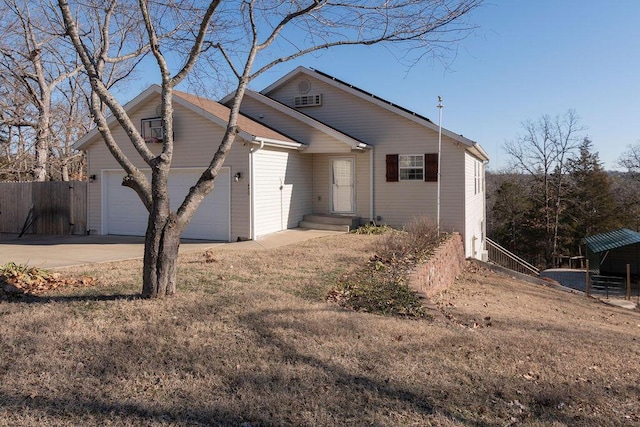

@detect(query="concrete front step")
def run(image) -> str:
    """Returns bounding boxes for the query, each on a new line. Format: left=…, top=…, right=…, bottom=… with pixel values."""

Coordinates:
left=299, top=221, right=350, bottom=232
left=299, top=214, right=361, bottom=232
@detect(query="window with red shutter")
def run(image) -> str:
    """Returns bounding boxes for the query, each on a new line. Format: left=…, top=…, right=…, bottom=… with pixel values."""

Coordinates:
left=425, top=153, right=438, bottom=182
left=386, top=154, right=399, bottom=182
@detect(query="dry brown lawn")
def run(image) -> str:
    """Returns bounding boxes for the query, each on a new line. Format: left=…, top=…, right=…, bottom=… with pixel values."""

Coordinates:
left=0, top=233, right=638, bottom=426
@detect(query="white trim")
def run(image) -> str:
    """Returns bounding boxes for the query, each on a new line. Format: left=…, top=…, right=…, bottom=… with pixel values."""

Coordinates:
left=74, top=85, right=298, bottom=151
left=101, top=167, right=231, bottom=241
left=398, top=154, right=425, bottom=181
left=329, top=156, right=355, bottom=215
left=369, top=148, right=374, bottom=221
left=261, top=67, right=488, bottom=161
left=249, top=142, right=264, bottom=240
left=224, top=90, right=369, bottom=151
left=75, top=85, right=161, bottom=150
left=253, top=137, right=304, bottom=150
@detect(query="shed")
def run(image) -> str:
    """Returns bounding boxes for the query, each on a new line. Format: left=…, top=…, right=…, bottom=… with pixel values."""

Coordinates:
left=584, top=228, right=640, bottom=277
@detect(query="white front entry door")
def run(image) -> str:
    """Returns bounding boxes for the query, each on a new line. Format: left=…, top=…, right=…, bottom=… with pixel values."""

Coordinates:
left=331, top=158, right=354, bottom=214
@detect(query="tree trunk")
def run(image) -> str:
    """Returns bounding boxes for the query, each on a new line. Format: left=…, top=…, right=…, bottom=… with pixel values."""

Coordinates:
left=33, top=130, right=48, bottom=181
left=61, top=163, right=69, bottom=181
left=142, top=213, right=181, bottom=298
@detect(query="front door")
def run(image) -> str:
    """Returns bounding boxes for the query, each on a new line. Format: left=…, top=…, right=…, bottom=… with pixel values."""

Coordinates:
left=331, top=157, right=354, bottom=214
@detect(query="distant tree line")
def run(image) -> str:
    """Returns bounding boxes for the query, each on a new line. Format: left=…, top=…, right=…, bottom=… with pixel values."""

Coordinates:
left=487, top=110, right=640, bottom=268
left=0, top=0, right=139, bottom=182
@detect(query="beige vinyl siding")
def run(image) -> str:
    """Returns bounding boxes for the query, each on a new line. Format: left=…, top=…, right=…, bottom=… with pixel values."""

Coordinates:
left=464, top=153, right=486, bottom=259
left=253, top=148, right=312, bottom=237
left=269, top=73, right=467, bottom=231
left=267, top=75, right=403, bottom=143
left=263, top=70, right=486, bottom=257
left=86, top=93, right=250, bottom=241
left=354, top=151, right=370, bottom=222
left=312, top=154, right=330, bottom=214
left=239, top=96, right=352, bottom=153
left=374, top=136, right=466, bottom=236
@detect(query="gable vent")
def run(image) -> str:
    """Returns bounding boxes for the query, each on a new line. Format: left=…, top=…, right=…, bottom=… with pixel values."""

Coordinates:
left=294, top=94, right=322, bottom=108
left=298, top=79, right=311, bottom=94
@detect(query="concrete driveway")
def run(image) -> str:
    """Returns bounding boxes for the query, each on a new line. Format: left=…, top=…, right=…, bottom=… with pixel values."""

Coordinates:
left=0, top=229, right=342, bottom=269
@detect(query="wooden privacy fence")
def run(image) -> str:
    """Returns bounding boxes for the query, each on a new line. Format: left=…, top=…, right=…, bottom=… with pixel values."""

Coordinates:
left=0, top=181, right=87, bottom=235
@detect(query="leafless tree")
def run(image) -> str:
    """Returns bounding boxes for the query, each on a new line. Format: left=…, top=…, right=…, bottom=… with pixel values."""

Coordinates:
left=0, top=0, right=143, bottom=181
left=504, top=110, right=583, bottom=265
left=0, top=0, right=85, bottom=181
left=57, top=0, right=483, bottom=297
left=618, top=142, right=640, bottom=182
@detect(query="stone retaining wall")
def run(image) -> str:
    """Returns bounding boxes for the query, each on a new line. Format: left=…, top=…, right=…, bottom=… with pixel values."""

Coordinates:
left=408, top=232, right=466, bottom=299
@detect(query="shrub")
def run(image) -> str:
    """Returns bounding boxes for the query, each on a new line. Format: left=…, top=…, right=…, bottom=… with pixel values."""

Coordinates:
left=351, top=222, right=394, bottom=235
left=328, top=216, right=442, bottom=319
left=328, top=268, right=429, bottom=318
left=377, top=216, right=442, bottom=263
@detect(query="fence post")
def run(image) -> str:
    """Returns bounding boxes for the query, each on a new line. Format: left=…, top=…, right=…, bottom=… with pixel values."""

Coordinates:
left=626, top=264, right=631, bottom=301
left=585, top=259, right=591, bottom=297
left=69, top=184, right=75, bottom=234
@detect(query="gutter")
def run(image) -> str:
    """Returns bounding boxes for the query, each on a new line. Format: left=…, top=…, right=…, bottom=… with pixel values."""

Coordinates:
left=249, top=140, right=265, bottom=240
left=254, top=137, right=304, bottom=150
left=369, top=147, right=374, bottom=222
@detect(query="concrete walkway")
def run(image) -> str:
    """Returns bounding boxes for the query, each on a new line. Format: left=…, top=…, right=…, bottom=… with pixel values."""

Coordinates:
left=0, top=229, right=343, bottom=269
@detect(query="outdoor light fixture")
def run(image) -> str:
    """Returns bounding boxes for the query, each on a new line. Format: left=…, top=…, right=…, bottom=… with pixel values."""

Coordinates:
left=234, top=172, right=242, bottom=182
left=89, top=174, right=97, bottom=183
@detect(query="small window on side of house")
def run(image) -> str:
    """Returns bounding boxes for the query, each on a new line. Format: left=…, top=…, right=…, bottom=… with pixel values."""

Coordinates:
left=399, top=154, right=424, bottom=181
left=141, top=117, right=164, bottom=142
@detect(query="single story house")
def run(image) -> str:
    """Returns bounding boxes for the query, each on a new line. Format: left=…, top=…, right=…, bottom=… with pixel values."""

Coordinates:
left=74, top=67, right=490, bottom=259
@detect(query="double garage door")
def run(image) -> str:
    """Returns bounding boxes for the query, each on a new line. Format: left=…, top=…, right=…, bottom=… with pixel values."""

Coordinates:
left=104, top=168, right=230, bottom=241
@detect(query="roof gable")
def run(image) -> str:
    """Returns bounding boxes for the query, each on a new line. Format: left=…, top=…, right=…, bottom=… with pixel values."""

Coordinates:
left=261, top=66, right=489, bottom=161
left=74, top=85, right=300, bottom=151
left=222, top=89, right=368, bottom=151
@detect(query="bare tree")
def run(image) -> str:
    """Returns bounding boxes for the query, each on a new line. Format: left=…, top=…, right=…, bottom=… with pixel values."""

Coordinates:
left=504, top=110, right=583, bottom=266
left=0, top=0, right=143, bottom=181
left=48, top=77, right=90, bottom=181
left=618, top=142, right=640, bottom=181
left=57, top=0, right=483, bottom=297
left=0, top=0, right=85, bottom=181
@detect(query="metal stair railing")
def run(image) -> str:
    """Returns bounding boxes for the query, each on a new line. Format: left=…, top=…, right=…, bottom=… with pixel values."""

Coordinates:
left=486, top=237, right=540, bottom=276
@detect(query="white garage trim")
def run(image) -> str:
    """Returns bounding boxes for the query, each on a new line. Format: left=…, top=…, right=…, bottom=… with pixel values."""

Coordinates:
left=252, top=150, right=292, bottom=238
left=101, top=167, right=230, bottom=241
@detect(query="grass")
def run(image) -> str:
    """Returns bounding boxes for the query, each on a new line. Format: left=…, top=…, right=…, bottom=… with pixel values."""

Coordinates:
left=329, top=217, right=441, bottom=318
left=0, top=233, right=639, bottom=426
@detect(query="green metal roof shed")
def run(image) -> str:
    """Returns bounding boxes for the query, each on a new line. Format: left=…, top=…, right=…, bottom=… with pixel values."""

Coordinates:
left=585, top=229, right=640, bottom=276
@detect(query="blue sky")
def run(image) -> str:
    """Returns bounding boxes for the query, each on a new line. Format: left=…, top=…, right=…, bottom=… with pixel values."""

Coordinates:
left=127, top=1, right=640, bottom=171
left=246, top=0, right=640, bottom=171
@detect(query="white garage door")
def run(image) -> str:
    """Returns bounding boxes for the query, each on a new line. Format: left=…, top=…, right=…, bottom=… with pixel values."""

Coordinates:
left=104, top=168, right=230, bottom=241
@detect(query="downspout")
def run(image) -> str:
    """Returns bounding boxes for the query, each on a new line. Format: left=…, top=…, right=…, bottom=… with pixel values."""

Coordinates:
left=249, top=140, right=265, bottom=240
left=369, top=147, right=374, bottom=222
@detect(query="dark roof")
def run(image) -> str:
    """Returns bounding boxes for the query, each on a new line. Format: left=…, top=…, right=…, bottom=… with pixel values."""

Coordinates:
left=311, top=68, right=437, bottom=125
left=584, top=228, right=640, bottom=253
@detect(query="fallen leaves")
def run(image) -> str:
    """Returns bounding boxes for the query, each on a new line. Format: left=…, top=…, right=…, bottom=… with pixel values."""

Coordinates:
left=0, top=262, right=96, bottom=299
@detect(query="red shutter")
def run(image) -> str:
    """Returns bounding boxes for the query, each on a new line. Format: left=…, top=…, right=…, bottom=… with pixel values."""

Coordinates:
left=386, top=154, right=399, bottom=182
left=425, top=153, right=438, bottom=182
